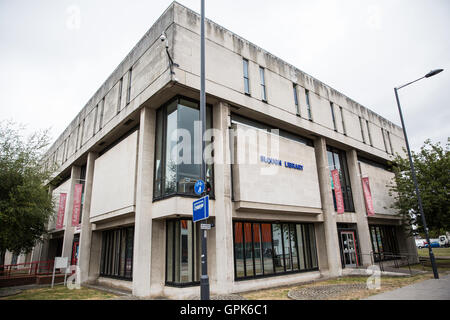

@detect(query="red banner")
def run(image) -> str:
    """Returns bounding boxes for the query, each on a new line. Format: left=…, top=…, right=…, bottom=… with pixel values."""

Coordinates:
left=362, top=177, right=375, bottom=216
left=71, top=184, right=83, bottom=227
left=56, top=193, right=67, bottom=230
left=331, top=169, right=345, bottom=214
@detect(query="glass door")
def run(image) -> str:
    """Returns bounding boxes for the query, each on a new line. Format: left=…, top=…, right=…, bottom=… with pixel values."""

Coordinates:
left=340, top=231, right=359, bottom=267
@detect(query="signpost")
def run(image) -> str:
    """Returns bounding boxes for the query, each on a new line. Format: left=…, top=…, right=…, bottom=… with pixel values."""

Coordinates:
left=52, top=257, right=68, bottom=288
left=193, top=196, right=209, bottom=223
left=194, top=180, right=206, bottom=196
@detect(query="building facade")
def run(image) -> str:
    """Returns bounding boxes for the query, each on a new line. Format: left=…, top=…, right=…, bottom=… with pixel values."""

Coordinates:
left=18, top=2, right=418, bottom=298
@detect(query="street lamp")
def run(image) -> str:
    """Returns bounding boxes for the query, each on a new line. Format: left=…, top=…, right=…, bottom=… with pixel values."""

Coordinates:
left=394, top=68, right=443, bottom=279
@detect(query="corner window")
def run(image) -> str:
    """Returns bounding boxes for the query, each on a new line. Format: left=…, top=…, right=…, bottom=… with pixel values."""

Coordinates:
left=233, top=221, right=318, bottom=280
left=154, top=97, right=214, bottom=200
left=166, top=219, right=201, bottom=286
left=327, top=147, right=355, bottom=212
left=370, top=225, right=399, bottom=262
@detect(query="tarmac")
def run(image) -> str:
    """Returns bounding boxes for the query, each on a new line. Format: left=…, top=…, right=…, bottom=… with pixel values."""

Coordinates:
left=366, top=273, right=450, bottom=300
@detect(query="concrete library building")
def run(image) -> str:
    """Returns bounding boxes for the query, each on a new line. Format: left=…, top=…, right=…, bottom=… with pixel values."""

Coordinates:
left=7, top=2, right=419, bottom=298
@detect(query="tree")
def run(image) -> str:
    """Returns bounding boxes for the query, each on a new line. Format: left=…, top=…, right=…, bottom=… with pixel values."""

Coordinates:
left=388, top=138, right=450, bottom=237
left=0, top=121, right=55, bottom=267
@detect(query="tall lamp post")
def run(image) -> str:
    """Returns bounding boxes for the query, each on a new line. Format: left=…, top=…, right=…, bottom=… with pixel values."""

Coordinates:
left=394, top=68, right=443, bottom=279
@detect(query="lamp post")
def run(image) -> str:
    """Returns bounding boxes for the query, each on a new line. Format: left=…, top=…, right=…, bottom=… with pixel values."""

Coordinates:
left=394, top=69, right=443, bottom=279
left=199, top=0, right=210, bottom=300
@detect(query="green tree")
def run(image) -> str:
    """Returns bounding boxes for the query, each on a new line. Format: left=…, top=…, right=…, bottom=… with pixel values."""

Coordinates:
left=0, top=121, right=55, bottom=267
left=388, top=138, right=450, bottom=237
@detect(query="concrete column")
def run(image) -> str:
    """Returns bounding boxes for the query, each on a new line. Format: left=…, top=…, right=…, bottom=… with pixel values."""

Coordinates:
left=88, top=231, right=102, bottom=282
left=212, top=102, right=234, bottom=294
left=132, top=106, right=156, bottom=297
left=61, top=166, right=81, bottom=260
left=78, top=152, right=98, bottom=283
left=346, top=149, right=373, bottom=266
left=314, top=137, right=342, bottom=277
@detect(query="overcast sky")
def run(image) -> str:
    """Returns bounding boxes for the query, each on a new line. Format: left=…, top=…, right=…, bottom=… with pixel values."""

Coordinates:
left=0, top=0, right=448, bottom=151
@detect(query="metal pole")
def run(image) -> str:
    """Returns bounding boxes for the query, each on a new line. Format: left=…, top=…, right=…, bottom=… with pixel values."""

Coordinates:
left=200, top=0, right=210, bottom=300
left=394, top=88, right=439, bottom=279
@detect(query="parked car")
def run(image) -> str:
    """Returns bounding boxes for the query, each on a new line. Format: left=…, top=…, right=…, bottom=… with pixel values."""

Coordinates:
left=424, top=239, right=440, bottom=248
left=415, top=239, right=426, bottom=249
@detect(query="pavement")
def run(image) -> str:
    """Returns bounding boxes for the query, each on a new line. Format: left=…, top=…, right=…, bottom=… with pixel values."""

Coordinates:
left=366, top=273, right=450, bottom=300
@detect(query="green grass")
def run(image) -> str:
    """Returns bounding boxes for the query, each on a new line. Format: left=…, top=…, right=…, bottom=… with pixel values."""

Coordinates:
left=417, top=247, right=450, bottom=257
left=1, top=285, right=118, bottom=300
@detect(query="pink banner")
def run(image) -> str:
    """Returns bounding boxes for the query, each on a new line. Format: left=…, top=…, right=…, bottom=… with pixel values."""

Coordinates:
left=331, top=169, right=345, bottom=214
left=71, top=184, right=83, bottom=227
left=56, top=193, right=67, bottom=230
left=362, top=177, right=375, bottom=216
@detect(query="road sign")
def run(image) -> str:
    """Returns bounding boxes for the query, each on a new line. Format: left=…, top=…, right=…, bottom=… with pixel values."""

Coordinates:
left=193, top=196, right=209, bottom=223
left=201, top=224, right=212, bottom=230
left=194, top=180, right=205, bottom=195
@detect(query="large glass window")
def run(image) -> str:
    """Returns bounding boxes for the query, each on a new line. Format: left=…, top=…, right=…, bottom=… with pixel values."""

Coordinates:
left=100, top=227, right=134, bottom=280
left=327, top=146, right=355, bottom=212
left=154, top=97, right=213, bottom=200
left=370, top=225, right=399, bottom=262
left=233, top=221, right=318, bottom=280
left=166, top=219, right=201, bottom=286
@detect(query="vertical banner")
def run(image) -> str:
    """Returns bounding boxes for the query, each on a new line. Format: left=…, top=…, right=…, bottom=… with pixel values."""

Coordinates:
left=71, top=184, right=83, bottom=227
left=362, top=177, right=375, bottom=216
left=331, top=169, right=345, bottom=214
left=56, top=193, right=67, bottom=230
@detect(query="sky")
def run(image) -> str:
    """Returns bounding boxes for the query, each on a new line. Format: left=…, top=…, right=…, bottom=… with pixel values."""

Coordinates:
left=0, top=0, right=449, bottom=151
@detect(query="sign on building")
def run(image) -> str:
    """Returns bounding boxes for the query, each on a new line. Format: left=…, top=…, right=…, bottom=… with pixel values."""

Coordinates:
left=331, top=169, right=345, bottom=214
left=72, top=184, right=83, bottom=227
left=56, top=193, right=67, bottom=230
left=362, top=177, right=375, bottom=216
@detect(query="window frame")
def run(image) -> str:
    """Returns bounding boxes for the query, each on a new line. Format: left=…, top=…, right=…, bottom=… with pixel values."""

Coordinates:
left=259, top=66, right=267, bottom=102
left=305, top=89, right=313, bottom=121
left=327, top=146, right=355, bottom=212
left=243, top=58, right=250, bottom=95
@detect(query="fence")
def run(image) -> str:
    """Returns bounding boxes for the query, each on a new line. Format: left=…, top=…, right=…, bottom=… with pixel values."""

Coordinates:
left=0, top=260, right=56, bottom=278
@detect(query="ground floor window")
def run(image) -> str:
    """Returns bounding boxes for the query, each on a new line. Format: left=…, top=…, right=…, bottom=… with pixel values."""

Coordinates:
left=369, top=225, right=399, bottom=262
left=233, top=221, right=318, bottom=280
left=100, top=226, right=134, bottom=280
left=166, top=219, right=201, bottom=286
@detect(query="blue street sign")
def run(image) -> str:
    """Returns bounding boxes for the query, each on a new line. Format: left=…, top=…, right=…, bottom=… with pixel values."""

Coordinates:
left=194, top=180, right=206, bottom=196
left=193, top=196, right=209, bottom=223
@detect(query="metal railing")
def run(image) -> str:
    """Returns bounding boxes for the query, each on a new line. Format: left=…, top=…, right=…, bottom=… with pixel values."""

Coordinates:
left=0, top=260, right=56, bottom=279
left=355, top=252, right=416, bottom=275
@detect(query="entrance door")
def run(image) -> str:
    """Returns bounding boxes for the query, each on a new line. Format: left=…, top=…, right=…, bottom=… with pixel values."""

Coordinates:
left=340, top=231, right=359, bottom=267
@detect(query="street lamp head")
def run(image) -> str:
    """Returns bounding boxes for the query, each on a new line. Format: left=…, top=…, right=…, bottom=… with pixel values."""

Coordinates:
left=425, top=69, right=444, bottom=78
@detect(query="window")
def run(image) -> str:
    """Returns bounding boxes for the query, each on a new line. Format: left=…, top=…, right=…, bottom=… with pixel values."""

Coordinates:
left=381, top=128, right=388, bottom=153
left=117, top=77, right=123, bottom=114
left=259, top=67, right=267, bottom=102
left=98, top=98, right=105, bottom=131
left=166, top=219, right=201, bottom=286
left=126, top=67, right=133, bottom=105
left=305, top=90, right=313, bottom=121
left=243, top=59, right=250, bottom=95
left=327, top=146, right=355, bottom=212
left=387, top=131, right=394, bottom=154
left=359, top=117, right=366, bottom=143
left=233, top=221, right=318, bottom=280
left=154, top=97, right=214, bottom=200
left=100, top=227, right=134, bottom=280
left=370, top=225, right=399, bottom=262
left=293, top=84, right=300, bottom=116
left=339, top=106, right=346, bottom=135
left=330, top=102, right=337, bottom=131
left=366, top=120, right=373, bottom=146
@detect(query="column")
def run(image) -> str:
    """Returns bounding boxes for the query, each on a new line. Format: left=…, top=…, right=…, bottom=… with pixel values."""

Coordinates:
left=212, top=102, right=234, bottom=294
left=132, top=106, right=156, bottom=297
left=61, top=166, right=81, bottom=260
left=346, top=149, right=373, bottom=267
left=78, top=152, right=98, bottom=283
left=314, top=137, right=342, bottom=277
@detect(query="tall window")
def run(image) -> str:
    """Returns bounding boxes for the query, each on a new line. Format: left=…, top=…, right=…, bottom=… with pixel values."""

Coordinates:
left=100, top=227, right=134, bottom=280
left=387, top=131, right=394, bottom=154
left=359, top=117, right=366, bottom=143
left=381, top=128, right=388, bottom=153
left=233, top=221, right=318, bottom=280
left=330, top=102, right=337, bottom=131
left=166, top=219, right=201, bottom=286
left=126, top=67, right=133, bottom=105
left=305, top=90, right=313, bottom=121
left=243, top=59, right=250, bottom=95
left=366, top=120, right=373, bottom=146
left=154, top=97, right=214, bottom=200
left=327, top=146, right=355, bottom=212
left=370, top=225, right=399, bottom=262
left=117, top=77, right=123, bottom=114
left=339, top=106, right=346, bottom=135
left=293, top=84, right=300, bottom=116
left=259, top=67, right=267, bottom=102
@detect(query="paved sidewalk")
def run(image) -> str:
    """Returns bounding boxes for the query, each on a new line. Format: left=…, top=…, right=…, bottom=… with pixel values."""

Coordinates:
left=366, top=274, right=450, bottom=300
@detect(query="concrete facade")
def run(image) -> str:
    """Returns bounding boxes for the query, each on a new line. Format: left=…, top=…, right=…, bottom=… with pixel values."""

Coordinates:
left=20, top=2, right=418, bottom=299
